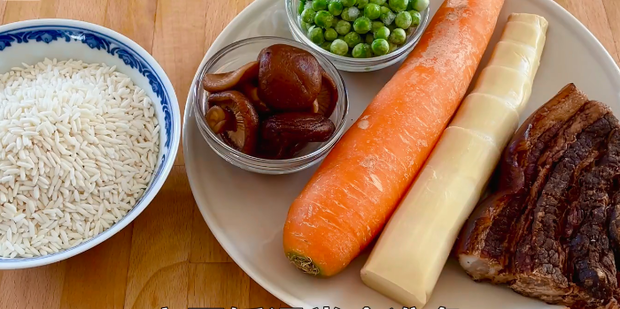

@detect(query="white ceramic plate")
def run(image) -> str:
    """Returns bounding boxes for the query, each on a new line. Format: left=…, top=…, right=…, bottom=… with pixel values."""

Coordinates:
left=183, top=0, right=620, bottom=308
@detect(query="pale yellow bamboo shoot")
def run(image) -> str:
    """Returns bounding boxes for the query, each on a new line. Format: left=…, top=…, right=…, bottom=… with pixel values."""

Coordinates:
left=360, top=13, right=549, bottom=308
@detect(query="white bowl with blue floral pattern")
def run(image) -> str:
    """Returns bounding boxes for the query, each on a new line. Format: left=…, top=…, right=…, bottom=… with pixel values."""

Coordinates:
left=0, top=19, right=181, bottom=269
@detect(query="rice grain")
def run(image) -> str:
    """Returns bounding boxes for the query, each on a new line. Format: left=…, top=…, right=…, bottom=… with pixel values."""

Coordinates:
left=0, top=59, right=160, bottom=258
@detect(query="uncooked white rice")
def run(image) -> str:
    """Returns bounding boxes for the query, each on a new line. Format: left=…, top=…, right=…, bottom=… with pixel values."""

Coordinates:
left=0, top=58, right=160, bottom=258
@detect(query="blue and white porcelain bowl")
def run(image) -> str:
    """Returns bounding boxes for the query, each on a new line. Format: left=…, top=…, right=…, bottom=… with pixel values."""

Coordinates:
left=0, top=19, right=181, bottom=269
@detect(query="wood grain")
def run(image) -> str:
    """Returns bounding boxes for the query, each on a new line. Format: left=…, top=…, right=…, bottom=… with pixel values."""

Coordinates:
left=249, top=281, right=289, bottom=309
left=152, top=0, right=210, bottom=167
left=123, top=166, right=194, bottom=309
left=555, top=0, right=620, bottom=63
left=105, top=0, right=158, bottom=51
left=0, top=1, right=7, bottom=24
left=190, top=208, right=233, bottom=263
left=129, top=262, right=189, bottom=309
left=0, top=262, right=66, bottom=309
left=188, top=263, right=251, bottom=308
left=0, top=0, right=619, bottom=308
left=38, top=0, right=59, bottom=18
left=55, top=0, right=109, bottom=24
left=59, top=227, right=132, bottom=309
left=3, top=1, right=40, bottom=23
left=602, top=0, right=620, bottom=64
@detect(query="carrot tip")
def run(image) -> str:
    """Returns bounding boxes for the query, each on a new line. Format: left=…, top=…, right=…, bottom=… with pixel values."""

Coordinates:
left=286, top=252, right=321, bottom=276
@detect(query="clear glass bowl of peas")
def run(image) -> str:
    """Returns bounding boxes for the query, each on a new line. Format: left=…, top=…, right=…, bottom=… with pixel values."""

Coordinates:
left=285, top=0, right=430, bottom=72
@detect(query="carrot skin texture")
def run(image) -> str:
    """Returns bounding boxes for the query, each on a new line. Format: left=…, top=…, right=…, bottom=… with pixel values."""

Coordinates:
left=283, top=0, right=505, bottom=277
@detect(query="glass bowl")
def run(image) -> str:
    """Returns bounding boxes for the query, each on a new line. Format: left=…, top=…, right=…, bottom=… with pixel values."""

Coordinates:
left=191, top=36, right=350, bottom=175
left=285, top=0, right=431, bottom=72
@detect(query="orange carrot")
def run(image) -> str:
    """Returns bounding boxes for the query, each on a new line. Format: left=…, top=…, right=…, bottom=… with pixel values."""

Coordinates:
left=283, top=0, right=505, bottom=278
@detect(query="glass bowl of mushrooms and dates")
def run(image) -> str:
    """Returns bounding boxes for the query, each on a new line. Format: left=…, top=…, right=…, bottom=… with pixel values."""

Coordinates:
left=192, top=36, right=350, bottom=175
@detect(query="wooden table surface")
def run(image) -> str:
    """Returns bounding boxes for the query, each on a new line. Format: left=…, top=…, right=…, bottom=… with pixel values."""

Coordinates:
left=1, top=0, right=619, bottom=308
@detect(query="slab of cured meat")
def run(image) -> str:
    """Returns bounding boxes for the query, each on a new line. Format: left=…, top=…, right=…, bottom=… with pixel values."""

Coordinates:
left=456, top=83, right=620, bottom=309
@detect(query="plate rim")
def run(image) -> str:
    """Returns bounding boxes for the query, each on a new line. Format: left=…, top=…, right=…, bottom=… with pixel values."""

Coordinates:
left=183, top=0, right=620, bottom=307
left=184, top=0, right=311, bottom=306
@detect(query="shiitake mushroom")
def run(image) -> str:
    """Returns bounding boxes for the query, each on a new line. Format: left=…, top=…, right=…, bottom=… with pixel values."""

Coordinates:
left=257, top=44, right=322, bottom=112
left=239, top=81, right=271, bottom=116
left=206, top=105, right=235, bottom=134
left=205, top=101, right=337, bottom=159
left=311, top=69, right=338, bottom=118
left=260, top=112, right=336, bottom=144
left=202, top=61, right=259, bottom=93
left=203, top=44, right=339, bottom=160
left=256, top=112, right=335, bottom=159
left=206, top=90, right=260, bottom=155
left=256, top=139, right=309, bottom=160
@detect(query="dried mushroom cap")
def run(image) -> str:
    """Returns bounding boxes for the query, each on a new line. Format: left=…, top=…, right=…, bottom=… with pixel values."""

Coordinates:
left=257, top=44, right=322, bottom=112
left=206, top=90, right=260, bottom=155
left=257, top=139, right=308, bottom=160
left=260, top=112, right=336, bottom=144
left=206, top=105, right=235, bottom=134
left=239, top=82, right=271, bottom=115
left=202, top=61, right=259, bottom=93
left=313, top=70, right=338, bottom=118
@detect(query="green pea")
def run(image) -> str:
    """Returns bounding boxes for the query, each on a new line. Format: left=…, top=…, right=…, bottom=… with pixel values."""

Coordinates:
left=325, top=28, right=339, bottom=41
left=364, top=3, right=382, bottom=20
left=341, top=7, right=360, bottom=21
left=370, top=0, right=386, bottom=4
left=335, top=20, right=352, bottom=35
left=315, top=10, right=334, bottom=28
left=374, top=26, right=390, bottom=40
left=341, top=0, right=357, bottom=7
left=405, top=25, right=415, bottom=35
left=389, top=27, right=406, bottom=45
left=321, top=41, right=333, bottom=51
left=409, top=10, right=421, bottom=26
left=353, top=16, right=372, bottom=34
left=380, top=7, right=396, bottom=25
left=389, top=41, right=399, bottom=53
left=352, top=43, right=373, bottom=58
left=409, top=0, right=429, bottom=12
left=344, top=32, right=362, bottom=48
left=364, top=43, right=374, bottom=57
left=395, top=11, right=412, bottom=29
left=299, top=0, right=306, bottom=14
left=372, top=21, right=385, bottom=32
left=301, top=8, right=317, bottom=24
left=328, top=1, right=344, bottom=16
left=330, top=39, right=349, bottom=55
left=371, top=38, right=390, bottom=55
left=312, top=0, right=329, bottom=10
left=365, top=33, right=375, bottom=44
left=331, top=16, right=341, bottom=28
left=357, top=0, right=369, bottom=9
left=301, top=21, right=312, bottom=32
left=389, top=0, right=408, bottom=12
left=308, top=26, right=325, bottom=44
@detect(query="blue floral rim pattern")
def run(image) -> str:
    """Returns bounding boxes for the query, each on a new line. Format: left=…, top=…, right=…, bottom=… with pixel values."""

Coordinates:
left=0, top=25, right=176, bottom=262
left=0, top=26, right=173, bottom=149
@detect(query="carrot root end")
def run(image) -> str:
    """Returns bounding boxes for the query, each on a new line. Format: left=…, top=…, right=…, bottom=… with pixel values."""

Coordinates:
left=286, top=252, right=321, bottom=276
